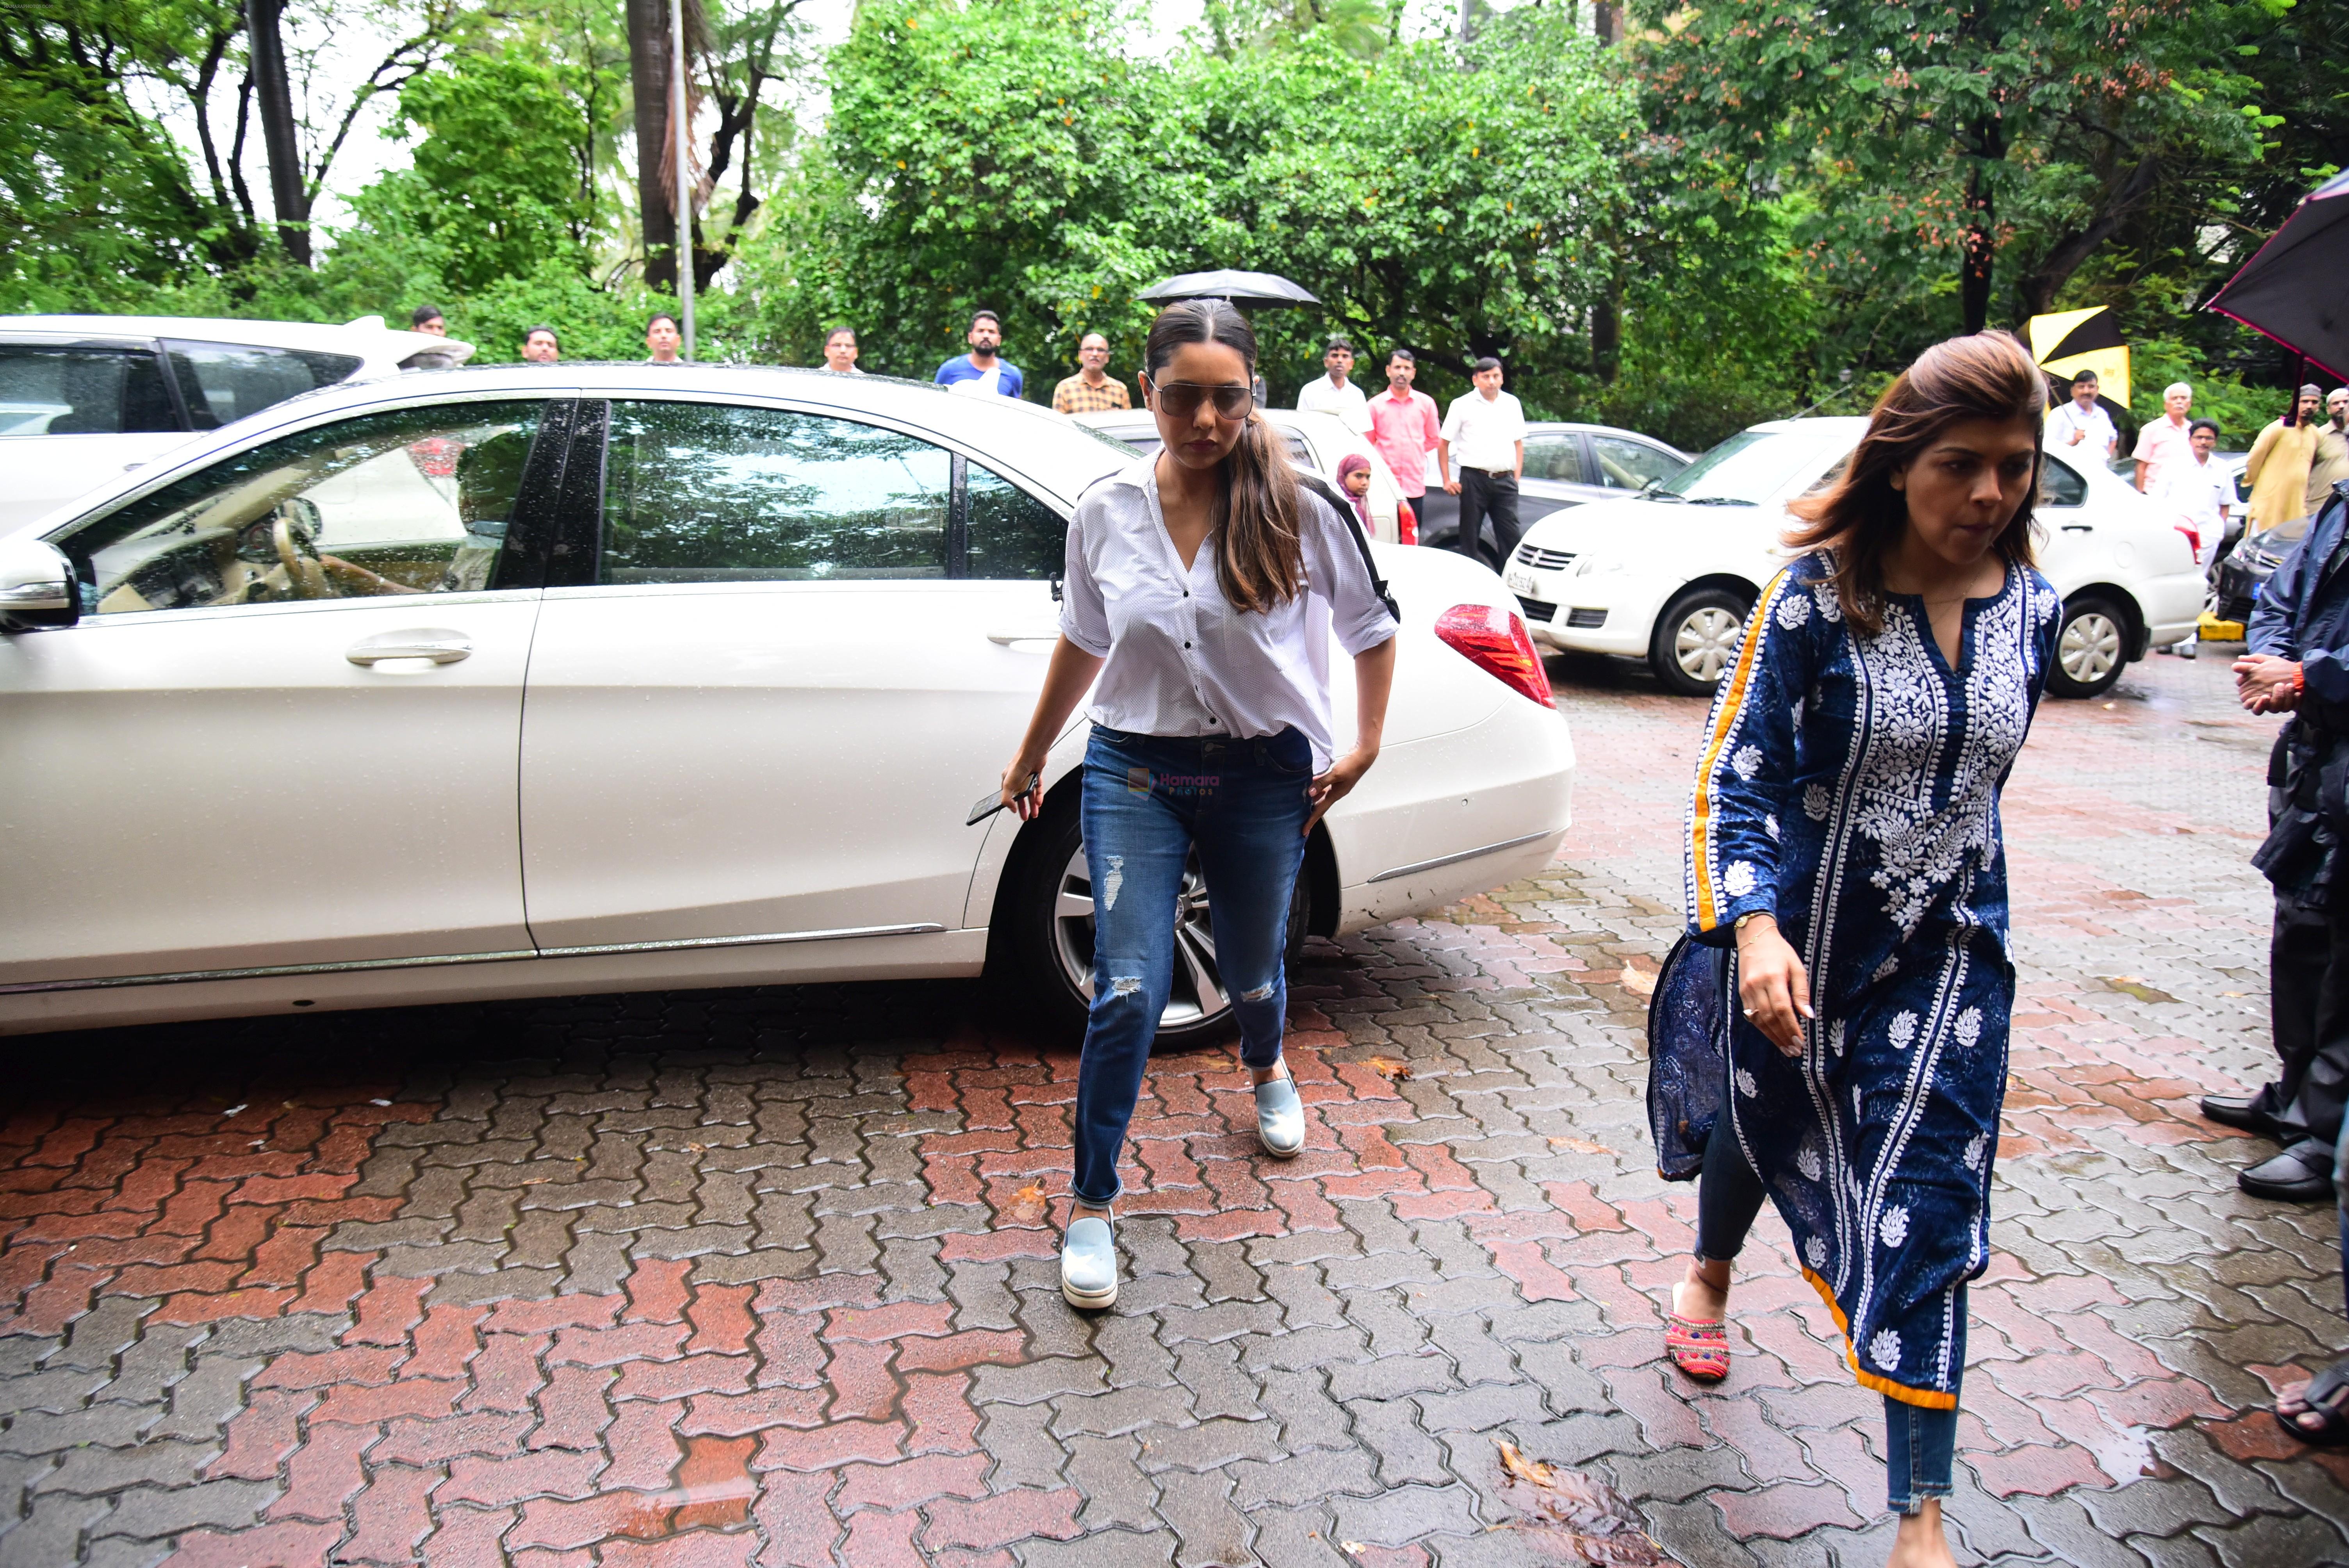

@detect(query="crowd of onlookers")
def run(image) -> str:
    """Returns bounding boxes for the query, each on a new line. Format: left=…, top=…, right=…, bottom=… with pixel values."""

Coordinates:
left=414, top=301, right=1553, bottom=562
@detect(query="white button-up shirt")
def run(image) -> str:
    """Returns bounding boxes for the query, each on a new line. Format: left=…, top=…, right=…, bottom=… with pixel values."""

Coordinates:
left=1442, top=389, right=1527, bottom=474
left=1059, top=456, right=1399, bottom=771
left=1296, top=373, right=1373, bottom=435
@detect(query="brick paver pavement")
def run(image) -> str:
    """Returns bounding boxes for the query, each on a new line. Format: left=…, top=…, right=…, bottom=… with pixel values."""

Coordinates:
left=5, top=649, right=2348, bottom=1567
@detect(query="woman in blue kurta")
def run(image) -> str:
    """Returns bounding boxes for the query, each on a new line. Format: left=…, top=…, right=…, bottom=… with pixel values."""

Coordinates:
left=1656, top=334, right=2061, bottom=1568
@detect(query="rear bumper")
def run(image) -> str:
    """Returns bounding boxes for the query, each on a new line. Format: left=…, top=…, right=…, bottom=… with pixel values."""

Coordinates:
left=1326, top=696, right=1575, bottom=934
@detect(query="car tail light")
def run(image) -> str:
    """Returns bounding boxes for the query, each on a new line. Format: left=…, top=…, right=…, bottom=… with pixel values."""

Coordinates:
left=1435, top=602, right=1555, bottom=707
left=2174, top=524, right=2200, bottom=561
left=1397, top=499, right=1418, bottom=546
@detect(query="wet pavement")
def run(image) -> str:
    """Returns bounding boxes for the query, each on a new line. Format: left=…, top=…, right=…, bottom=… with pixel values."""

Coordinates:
left=4, top=646, right=2347, bottom=1567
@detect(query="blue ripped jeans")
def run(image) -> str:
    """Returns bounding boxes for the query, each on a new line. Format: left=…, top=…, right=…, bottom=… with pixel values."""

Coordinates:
left=1070, top=725, right=1314, bottom=1208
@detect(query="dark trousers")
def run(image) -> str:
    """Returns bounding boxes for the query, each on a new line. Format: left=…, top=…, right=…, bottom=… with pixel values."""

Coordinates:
left=2272, top=898, right=2349, bottom=1161
left=1455, top=468, right=1522, bottom=564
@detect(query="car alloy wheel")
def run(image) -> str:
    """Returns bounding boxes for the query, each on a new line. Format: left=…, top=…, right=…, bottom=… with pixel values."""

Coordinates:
left=1674, top=608, right=1743, bottom=682
left=2048, top=595, right=2128, bottom=698
left=1648, top=585, right=1752, bottom=697
left=1048, top=840, right=1228, bottom=1032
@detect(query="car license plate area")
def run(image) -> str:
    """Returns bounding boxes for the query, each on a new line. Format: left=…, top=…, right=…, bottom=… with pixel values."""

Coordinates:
left=1505, top=569, right=1538, bottom=596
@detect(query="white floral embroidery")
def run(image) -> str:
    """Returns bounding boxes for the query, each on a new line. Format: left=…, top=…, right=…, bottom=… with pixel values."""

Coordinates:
left=1828, top=1019, right=1848, bottom=1058
left=1811, top=582, right=1843, bottom=621
left=1868, top=1327, right=1902, bottom=1369
left=1845, top=578, right=2036, bottom=937
left=1804, top=1236, right=1828, bottom=1270
left=1878, top=1206, right=1909, bottom=1248
left=1871, top=955, right=1899, bottom=983
left=1954, top=1007, right=1983, bottom=1048
left=1735, top=1067, right=1759, bottom=1099
left=1962, top=1133, right=1988, bottom=1172
left=1776, top=588, right=1812, bottom=629
left=1732, top=745, right=1763, bottom=780
left=1797, top=1142, right=1823, bottom=1181
left=1764, top=813, right=1780, bottom=841
left=1888, top=1011, right=1918, bottom=1049
left=1852, top=1082, right=1865, bottom=1118
left=1804, top=784, right=1830, bottom=821
left=1790, top=701, right=1805, bottom=732
left=1723, top=861, right=1757, bottom=897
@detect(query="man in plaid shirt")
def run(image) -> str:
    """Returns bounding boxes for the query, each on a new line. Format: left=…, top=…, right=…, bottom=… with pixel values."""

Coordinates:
left=1052, top=333, right=1132, bottom=415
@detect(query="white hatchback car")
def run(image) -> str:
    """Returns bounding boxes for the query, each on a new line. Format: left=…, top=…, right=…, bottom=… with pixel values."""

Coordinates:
left=1078, top=407, right=1415, bottom=542
left=0, top=367, right=1574, bottom=1044
left=1504, top=416, right=2205, bottom=698
left=0, top=315, right=474, bottom=534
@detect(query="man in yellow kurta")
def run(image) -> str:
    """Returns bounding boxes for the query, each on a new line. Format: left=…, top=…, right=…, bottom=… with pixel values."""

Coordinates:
left=2246, top=386, right=2325, bottom=529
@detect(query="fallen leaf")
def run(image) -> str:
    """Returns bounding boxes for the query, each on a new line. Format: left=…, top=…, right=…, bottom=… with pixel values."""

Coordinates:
left=1363, top=1057, right=1413, bottom=1082
left=1549, top=1136, right=1615, bottom=1156
left=1005, top=1184, right=1048, bottom=1224
left=1340, top=1546, right=1369, bottom=1558
left=1618, top=966, right=1657, bottom=1000
left=1494, top=1440, right=1676, bottom=1565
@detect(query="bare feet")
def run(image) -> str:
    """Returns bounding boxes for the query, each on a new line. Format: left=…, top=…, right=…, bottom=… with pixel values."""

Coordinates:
left=1887, top=1500, right=1955, bottom=1568
left=1672, top=1257, right=1731, bottom=1323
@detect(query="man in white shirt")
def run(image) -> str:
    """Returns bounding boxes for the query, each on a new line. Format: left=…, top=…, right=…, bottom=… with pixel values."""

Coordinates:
left=821, top=326, right=864, bottom=374
left=2133, top=381, right=2194, bottom=494
left=1438, top=357, right=1528, bottom=561
left=1295, top=337, right=1372, bottom=435
left=2157, top=418, right=2232, bottom=659
left=2045, top=370, right=2116, bottom=460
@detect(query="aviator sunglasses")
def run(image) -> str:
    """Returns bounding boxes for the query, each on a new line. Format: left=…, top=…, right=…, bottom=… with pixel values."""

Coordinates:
left=1148, top=379, right=1256, bottom=420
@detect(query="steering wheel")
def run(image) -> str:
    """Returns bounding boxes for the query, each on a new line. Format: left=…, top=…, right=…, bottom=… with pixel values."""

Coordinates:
left=270, top=511, right=331, bottom=599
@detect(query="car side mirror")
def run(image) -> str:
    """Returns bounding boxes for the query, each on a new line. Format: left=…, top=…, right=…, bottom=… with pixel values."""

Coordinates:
left=0, top=535, right=80, bottom=631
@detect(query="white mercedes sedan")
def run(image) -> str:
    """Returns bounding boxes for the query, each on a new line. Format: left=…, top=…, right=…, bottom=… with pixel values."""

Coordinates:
left=1502, top=416, right=2205, bottom=699
left=0, top=365, right=1574, bottom=1045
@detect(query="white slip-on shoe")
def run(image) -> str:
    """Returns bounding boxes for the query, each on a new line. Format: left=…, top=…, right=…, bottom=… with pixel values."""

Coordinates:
left=1255, top=1073, right=1305, bottom=1158
left=1060, top=1213, right=1117, bottom=1310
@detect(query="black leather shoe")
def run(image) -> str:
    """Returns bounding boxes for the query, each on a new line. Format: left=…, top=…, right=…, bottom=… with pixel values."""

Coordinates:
left=2201, top=1093, right=2280, bottom=1138
left=2239, top=1148, right=2336, bottom=1202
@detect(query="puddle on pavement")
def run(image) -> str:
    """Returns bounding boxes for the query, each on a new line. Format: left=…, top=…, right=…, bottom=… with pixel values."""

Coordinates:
left=2085, top=1423, right=2161, bottom=1485
left=608, top=1434, right=758, bottom=1540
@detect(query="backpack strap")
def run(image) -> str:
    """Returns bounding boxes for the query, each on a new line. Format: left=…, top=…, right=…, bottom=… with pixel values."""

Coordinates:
left=1295, top=472, right=1402, bottom=624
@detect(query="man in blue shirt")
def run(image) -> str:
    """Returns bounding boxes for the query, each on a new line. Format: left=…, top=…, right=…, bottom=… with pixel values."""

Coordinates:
left=935, top=311, right=1024, bottom=398
left=2223, top=479, right=2349, bottom=1205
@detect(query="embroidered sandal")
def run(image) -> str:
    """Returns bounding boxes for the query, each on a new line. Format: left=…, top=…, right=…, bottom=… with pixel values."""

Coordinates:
left=1060, top=1212, right=1117, bottom=1311
left=1665, top=1313, right=1731, bottom=1382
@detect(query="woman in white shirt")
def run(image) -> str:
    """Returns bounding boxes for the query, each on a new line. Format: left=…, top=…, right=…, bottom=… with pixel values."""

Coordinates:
left=996, top=300, right=1400, bottom=1310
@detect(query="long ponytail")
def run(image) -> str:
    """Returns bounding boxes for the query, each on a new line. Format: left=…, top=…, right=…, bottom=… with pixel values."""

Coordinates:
left=1142, top=301, right=1305, bottom=615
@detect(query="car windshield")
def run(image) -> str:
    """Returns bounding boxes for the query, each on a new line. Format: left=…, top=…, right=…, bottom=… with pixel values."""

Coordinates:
left=1659, top=428, right=1841, bottom=504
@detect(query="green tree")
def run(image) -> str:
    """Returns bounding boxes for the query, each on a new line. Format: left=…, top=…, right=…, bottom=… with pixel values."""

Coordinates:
left=1633, top=0, right=2271, bottom=339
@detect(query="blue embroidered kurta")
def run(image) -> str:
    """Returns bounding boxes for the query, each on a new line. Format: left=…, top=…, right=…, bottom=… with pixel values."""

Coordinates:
left=1677, top=551, right=2060, bottom=1408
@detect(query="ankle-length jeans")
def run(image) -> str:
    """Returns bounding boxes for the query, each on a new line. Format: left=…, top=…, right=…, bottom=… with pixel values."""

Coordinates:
left=1694, top=1119, right=1959, bottom=1514
left=1071, top=725, right=1314, bottom=1208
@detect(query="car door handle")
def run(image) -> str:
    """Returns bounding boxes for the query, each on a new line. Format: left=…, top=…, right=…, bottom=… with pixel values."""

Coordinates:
left=347, top=630, right=472, bottom=665
left=2060, top=524, right=2093, bottom=533
left=987, top=630, right=1061, bottom=647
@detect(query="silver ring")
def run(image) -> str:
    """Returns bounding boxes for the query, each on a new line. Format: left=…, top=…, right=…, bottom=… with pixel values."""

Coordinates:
left=1741, top=1008, right=1756, bottom=1018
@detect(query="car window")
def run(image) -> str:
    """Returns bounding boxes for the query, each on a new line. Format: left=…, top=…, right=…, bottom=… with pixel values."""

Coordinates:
left=2039, top=454, right=2088, bottom=508
left=0, top=344, right=179, bottom=435
left=601, top=401, right=951, bottom=583
left=60, top=401, right=543, bottom=615
left=164, top=340, right=364, bottom=430
left=1592, top=436, right=1684, bottom=491
left=966, top=462, right=1066, bottom=580
left=1663, top=429, right=1841, bottom=503
left=1522, top=435, right=1582, bottom=483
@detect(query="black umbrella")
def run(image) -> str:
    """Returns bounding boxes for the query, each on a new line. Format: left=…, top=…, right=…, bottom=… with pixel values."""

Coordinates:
left=2209, top=169, right=2349, bottom=384
left=1137, top=270, right=1319, bottom=308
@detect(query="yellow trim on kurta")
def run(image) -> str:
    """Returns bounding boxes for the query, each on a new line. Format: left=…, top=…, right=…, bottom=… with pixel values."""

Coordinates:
left=1798, top=1263, right=1960, bottom=1411
left=1688, top=570, right=1788, bottom=931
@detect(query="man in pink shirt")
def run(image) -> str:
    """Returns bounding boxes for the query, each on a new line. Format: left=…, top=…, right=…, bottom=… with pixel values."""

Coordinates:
left=1367, top=350, right=1439, bottom=538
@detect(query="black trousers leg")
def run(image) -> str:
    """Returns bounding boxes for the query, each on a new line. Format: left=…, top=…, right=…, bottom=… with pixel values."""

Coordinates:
left=1483, top=472, right=1524, bottom=563
left=1694, top=1122, right=1768, bottom=1263
left=1455, top=470, right=1493, bottom=560
left=2277, top=903, right=2349, bottom=1160
left=2269, top=896, right=2329, bottom=1119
